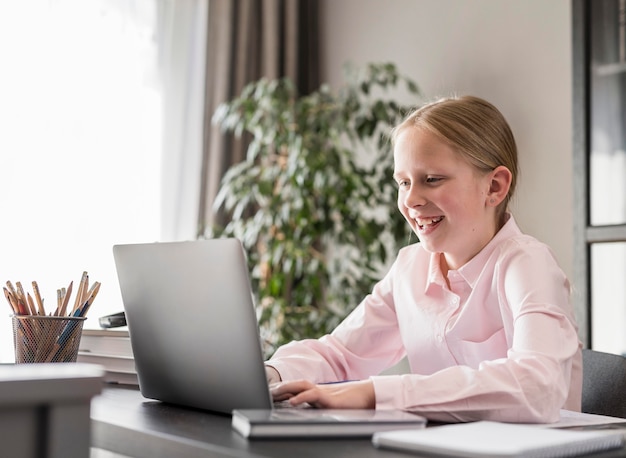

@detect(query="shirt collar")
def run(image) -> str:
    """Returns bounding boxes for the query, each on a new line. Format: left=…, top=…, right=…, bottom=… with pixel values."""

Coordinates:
left=424, top=213, right=521, bottom=291
left=457, top=213, right=520, bottom=288
left=426, top=252, right=447, bottom=291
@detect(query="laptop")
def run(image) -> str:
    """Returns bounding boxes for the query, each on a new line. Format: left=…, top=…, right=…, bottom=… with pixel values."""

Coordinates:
left=112, top=238, right=273, bottom=415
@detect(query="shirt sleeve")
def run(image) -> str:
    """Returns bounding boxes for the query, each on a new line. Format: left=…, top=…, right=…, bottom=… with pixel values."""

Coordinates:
left=267, top=260, right=407, bottom=383
left=373, top=241, right=581, bottom=423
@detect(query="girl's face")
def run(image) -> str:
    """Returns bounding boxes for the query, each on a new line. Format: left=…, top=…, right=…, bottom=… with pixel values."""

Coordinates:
left=393, top=127, right=500, bottom=271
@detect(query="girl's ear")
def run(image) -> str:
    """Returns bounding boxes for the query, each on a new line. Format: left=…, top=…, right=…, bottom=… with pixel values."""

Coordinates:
left=487, top=166, right=512, bottom=207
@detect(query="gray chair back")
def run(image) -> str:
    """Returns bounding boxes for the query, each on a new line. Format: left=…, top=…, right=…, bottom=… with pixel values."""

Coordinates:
left=582, top=348, right=626, bottom=418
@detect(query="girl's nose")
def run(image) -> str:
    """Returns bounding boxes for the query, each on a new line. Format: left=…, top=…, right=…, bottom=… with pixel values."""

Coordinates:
left=403, top=185, right=426, bottom=208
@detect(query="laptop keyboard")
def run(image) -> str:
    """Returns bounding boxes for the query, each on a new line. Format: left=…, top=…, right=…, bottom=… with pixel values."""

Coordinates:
left=273, top=400, right=311, bottom=409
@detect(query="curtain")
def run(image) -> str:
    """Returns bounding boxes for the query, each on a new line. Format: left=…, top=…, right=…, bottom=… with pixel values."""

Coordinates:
left=197, top=0, right=320, bottom=234
left=157, top=0, right=209, bottom=241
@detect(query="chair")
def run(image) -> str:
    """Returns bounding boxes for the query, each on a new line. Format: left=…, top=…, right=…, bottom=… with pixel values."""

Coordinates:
left=582, top=348, right=626, bottom=418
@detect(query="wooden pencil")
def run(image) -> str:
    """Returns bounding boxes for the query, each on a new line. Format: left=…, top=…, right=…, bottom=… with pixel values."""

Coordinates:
left=59, top=281, right=73, bottom=317
left=32, top=281, right=45, bottom=316
left=55, top=289, right=62, bottom=316
left=5, top=281, right=17, bottom=298
left=78, top=281, right=101, bottom=317
left=13, top=282, right=29, bottom=315
left=81, top=272, right=90, bottom=304
left=3, top=287, right=18, bottom=314
left=72, top=271, right=88, bottom=314
left=15, top=282, right=32, bottom=315
left=5, top=281, right=21, bottom=314
left=27, top=293, right=37, bottom=316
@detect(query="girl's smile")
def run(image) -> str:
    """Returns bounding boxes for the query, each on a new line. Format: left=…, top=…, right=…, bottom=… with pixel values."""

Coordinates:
left=414, top=216, right=444, bottom=234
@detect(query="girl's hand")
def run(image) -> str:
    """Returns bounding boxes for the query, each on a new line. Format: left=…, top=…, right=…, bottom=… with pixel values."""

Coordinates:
left=270, top=379, right=375, bottom=409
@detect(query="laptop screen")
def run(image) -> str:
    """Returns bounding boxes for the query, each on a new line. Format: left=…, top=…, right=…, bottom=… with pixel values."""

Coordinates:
left=112, top=239, right=272, bottom=414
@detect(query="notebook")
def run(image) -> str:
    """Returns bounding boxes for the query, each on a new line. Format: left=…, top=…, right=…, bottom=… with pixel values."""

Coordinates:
left=112, top=239, right=273, bottom=414
left=232, top=408, right=426, bottom=438
left=372, top=421, right=625, bottom=457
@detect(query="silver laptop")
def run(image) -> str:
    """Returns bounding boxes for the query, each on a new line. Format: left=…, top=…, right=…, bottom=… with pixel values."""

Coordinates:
left=112, top=239, right=273, bottom=415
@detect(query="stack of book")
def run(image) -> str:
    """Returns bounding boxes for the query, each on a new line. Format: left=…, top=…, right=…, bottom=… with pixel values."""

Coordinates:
left=77, top=328, right=137, bottom=385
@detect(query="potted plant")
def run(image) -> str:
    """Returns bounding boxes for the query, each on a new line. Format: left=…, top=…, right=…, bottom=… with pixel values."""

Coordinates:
left=206, top=62, right=420, bottom=357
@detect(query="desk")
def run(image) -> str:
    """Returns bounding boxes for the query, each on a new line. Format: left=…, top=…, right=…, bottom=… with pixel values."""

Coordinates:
left=91, top=385, right=626, bottom=458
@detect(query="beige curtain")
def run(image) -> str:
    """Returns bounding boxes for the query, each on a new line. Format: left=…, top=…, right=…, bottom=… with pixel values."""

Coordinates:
left=197, top=0, right=320, bottom=235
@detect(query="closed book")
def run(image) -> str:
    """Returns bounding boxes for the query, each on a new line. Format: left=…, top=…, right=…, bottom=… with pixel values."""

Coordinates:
left=231, top=408, right=426, bottom=438
left=79, top=329, right=133, bottom=357
left=75, top=353, right=135, bottom=374
left=78, top=328, right=138, bottom=385
left=372, top=421, right=625, bottom=458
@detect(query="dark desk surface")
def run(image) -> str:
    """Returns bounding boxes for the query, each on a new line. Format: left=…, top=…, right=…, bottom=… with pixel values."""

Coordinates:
left=90, top=385, right=626, bottom=458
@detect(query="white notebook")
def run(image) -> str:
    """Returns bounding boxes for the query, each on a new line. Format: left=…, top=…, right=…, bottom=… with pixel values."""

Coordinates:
left=372, top=421, right=625, bottom=458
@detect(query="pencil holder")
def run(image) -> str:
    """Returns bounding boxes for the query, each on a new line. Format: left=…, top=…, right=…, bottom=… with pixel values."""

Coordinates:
left=12, top=315, right=86, bottom=364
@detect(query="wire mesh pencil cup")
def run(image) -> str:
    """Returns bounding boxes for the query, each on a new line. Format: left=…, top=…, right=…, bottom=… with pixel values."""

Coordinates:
left=12, top=315, right=86, bottom=363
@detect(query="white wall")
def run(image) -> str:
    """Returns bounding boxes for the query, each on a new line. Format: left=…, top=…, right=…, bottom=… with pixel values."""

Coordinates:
left=319, top=0, right=574, bottom=281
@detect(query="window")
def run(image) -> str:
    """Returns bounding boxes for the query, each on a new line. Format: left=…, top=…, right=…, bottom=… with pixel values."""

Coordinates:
left=573, top=0, right=626, bottom=354
left=0, top=0, right=207, bottom=362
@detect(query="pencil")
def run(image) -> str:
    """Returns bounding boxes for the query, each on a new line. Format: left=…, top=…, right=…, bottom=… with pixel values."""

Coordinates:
left=72, top=271, right=88, bottom=314
left=15, top=282, right=25, bottom=300
left=15, top=282, right=33, bottom=315
left=59, top=281, right=73, bottom=317
left=5, top=281, right=17, bottom=298
left=27, top=293, right=37, bottom=317
left=78, top=281, right=101, bottom=317
left=81, top=272, right=90, bottom=304
left=83, top=281, right=99, bottom=303
left=55, top=289, right=62, bottom=316
left=5, top=282, right=23, bottom=314
left=14, top=282, right=31, bottom=315
left=3, top=287, right=18, bottom=314
left=14, top=296, right=27, bottom=315
left=8, top=282, right=22, bottom=314
left=32, top=281, right=45, bottom=316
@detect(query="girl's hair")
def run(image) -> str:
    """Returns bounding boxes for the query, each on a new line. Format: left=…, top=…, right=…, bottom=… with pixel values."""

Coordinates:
left=391, top=95, right=519, bottom=222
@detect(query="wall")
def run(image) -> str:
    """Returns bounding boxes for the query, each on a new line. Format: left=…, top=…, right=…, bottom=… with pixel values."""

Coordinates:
left=319, top=0, right=574, bottom=282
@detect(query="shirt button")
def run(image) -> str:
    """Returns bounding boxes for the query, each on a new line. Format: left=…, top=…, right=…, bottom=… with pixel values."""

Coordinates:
left=437, top=334, right=443, bottom=342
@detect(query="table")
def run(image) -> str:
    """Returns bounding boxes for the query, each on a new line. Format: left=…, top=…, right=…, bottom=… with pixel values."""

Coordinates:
left=90, top=385, right=626, bottom=458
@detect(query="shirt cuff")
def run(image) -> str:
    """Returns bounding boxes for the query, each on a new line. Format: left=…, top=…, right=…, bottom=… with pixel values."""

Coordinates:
left=371, top=375, right=407, bottom=410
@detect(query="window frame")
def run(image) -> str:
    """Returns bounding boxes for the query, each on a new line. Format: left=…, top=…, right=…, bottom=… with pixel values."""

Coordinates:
left=572, top=0, right=626, bottom=348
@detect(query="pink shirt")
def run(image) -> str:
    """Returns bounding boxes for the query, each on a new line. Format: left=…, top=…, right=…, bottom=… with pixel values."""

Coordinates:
left=268, top=215, right=582, bottom=423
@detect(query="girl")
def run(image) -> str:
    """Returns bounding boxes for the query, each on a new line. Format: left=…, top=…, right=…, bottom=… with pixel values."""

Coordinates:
left=266, top=95, right=581, bottom=423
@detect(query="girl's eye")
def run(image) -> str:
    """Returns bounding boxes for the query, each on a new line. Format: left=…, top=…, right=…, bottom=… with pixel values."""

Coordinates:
left=425, top=176, right=442, bottom=184
left=395, top=179, right=410, bottom=188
